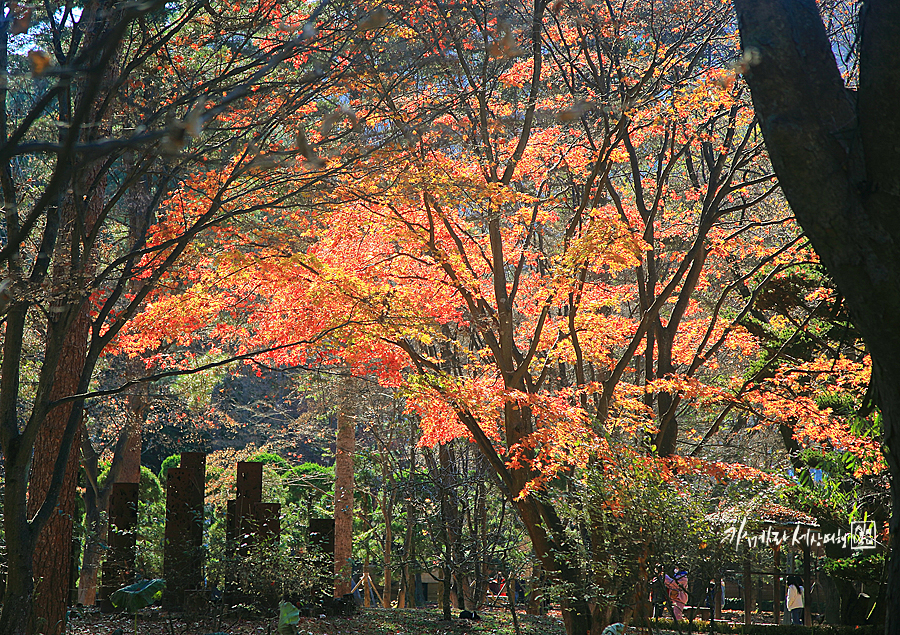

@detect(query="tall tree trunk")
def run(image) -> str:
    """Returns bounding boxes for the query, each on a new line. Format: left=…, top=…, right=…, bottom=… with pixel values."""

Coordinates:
left=27, top=308, right=89, bottom=635
left=334, top=408, right=355, bottom=597
left=27, top=3, right=118, bottom=629
left=28, top=144, right=107, bottom=634
left=654, top=326, right=678, bottom=456
left=732, top=2, right=900, bottom=634
left=0, top=440, right=36, bottom=635
left=402, top=425, right=417, bottom=608
left=381, top=486, right=393, bottom=607
left=75, top=147, right=150, bottom=606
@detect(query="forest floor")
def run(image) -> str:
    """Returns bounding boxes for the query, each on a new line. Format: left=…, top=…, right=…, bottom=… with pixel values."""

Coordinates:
left=66, top=606, right=569, bottom=635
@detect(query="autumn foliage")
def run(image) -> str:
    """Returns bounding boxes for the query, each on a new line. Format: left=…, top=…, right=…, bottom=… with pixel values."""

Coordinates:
left=1, top=0, right=887, bottom=634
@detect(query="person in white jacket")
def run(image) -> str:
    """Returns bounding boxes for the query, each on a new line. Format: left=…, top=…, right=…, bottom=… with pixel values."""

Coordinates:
left=786, top=575, right=804, bottom=625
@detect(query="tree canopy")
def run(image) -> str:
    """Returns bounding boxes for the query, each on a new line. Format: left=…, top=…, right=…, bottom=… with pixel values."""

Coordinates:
left=0, top=1, right=894, bottom=634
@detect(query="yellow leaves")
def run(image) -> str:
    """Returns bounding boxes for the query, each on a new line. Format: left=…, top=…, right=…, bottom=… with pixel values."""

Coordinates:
left=554, top=207, right=645, bottom=282
left=608, top=145, right=630, bottom=164
left=805, top=286, right=836, bottom=303
left=767, top=314, right=790, bottom=331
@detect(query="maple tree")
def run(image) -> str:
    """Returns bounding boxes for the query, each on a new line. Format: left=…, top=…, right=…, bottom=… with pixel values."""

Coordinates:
left=116, top=1, right=829, bottom=632
left=0, top=0, right=884, bottom=633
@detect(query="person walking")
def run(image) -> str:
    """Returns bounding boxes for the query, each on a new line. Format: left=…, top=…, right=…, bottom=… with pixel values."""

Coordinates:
left=665, top=570, right=689, bottom=621
left=786, top=575, right=805, bottom=625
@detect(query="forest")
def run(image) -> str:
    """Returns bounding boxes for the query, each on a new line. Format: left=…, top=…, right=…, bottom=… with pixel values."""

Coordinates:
left=0, top=1, right=898, bottom=635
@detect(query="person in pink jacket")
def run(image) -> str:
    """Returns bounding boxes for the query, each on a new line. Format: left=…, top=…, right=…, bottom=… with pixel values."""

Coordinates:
left=665, top=570, right=689, bottom=621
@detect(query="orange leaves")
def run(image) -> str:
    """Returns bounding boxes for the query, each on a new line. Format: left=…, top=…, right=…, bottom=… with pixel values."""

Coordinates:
left=665, top=456, right=789, bottom=486
left=408, top=374, right=504, bottom=448
left=499, top=58, right=534, bottom=88
left=645, top=374, right=728, bottom=404
left=741, top=354, right=884, bottom=475
left=408, top=371, right=605, bottom=497
left=101, top=0, right=855, bottom=517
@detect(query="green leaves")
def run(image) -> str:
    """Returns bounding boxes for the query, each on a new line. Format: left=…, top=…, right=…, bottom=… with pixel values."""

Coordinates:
left=110, top=579, right=166, bottom=614
left=278, top=601, right=300, bottom=635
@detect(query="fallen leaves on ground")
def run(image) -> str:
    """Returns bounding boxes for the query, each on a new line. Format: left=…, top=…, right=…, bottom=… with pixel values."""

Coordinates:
left=67, top=606, right=567, bottom=635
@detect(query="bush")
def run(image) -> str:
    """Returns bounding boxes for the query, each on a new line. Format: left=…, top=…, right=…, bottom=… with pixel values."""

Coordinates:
left=217, top=539, right=331, bottom=610
left=158, top=454, right=181, bottom=483
left=556, top=450, right=724, bottom=621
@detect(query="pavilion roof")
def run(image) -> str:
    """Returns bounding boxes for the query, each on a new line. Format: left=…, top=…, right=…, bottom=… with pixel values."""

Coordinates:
left=710, top=500, right=819, bottom=528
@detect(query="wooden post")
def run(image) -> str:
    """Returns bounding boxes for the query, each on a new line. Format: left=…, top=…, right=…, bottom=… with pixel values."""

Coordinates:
left=714, top=575, right=723, bottom=621
left=743, top=557, right=752, bottom=626
left=803, top=543, right=812, bottom=626
left=253, top=502, right=281, bottom=543
left=334, top=409, right=355, bottom=597
left=773, top=545, right=781, bottom=625
left=99, top=483, right=138, bottom=612
left=181, top=452, right=205, bottom=591
left=235, top=461, right=263, bottom=556
left=164, top=467, right=205, bottom=608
